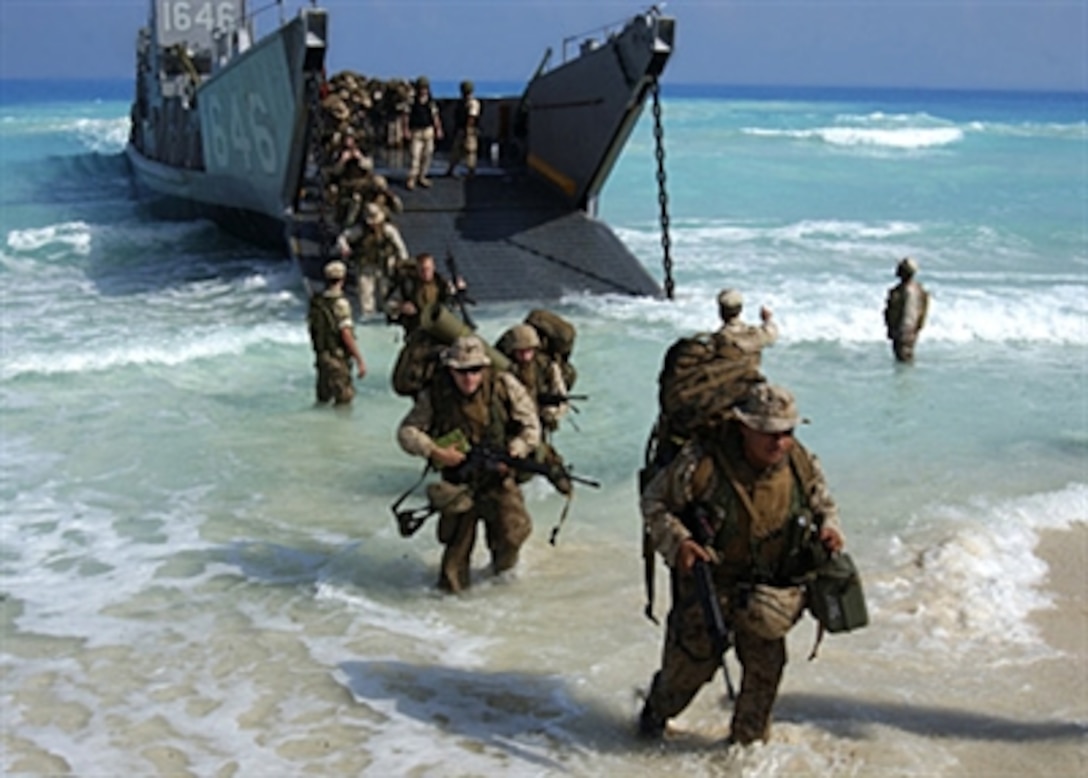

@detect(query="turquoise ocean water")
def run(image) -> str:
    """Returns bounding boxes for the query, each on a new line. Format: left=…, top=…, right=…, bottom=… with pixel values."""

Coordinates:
left=2, top=77, right=1086, bottom=774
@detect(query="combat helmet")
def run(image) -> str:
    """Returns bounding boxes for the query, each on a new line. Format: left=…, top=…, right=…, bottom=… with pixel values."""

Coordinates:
left=896, top=257, right=918, bottom=279
left=506, top=323, right=541, bottom=350
left=460, top=80, right=474, bottom=95
left=732, top=383, right=808, bottom=434
left=443, top=335, right=491, bottom=370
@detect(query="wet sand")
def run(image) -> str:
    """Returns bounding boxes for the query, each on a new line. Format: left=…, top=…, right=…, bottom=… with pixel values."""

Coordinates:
left=1032, top=521, right=1088, bottom=657
left=955, top=520, right=1088, bottom=777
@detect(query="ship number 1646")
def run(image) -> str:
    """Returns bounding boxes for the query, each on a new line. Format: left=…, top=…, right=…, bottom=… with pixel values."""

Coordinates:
left=159, top=1, right=237, bottom=33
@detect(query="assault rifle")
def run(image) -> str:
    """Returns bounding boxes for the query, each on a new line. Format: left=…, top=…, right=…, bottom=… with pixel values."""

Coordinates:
left=682, top=504, right=737, bottom=701
left=451, top=443, right=600, bottom=491
left=537, top=392, right=588, bottom=408
left=444, top=250, right=476, bottom=330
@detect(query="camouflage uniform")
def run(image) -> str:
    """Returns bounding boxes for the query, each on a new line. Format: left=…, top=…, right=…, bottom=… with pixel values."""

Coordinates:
left=387, top=257, right=458, bottom=397
left=498, top=323, right=573, bottom=495
left=405, top=77, right=442, bottom=189
left=308, top=263, right=358, bottom=405
left=446, top=81, right=481, bottom=176
left=500, top=324, right=569, bottom=434
left=883, top=258, right=929, bottom=363
left=714, top=288, right=778, bottom=360
left=397, top=336, right=541, bottom=592
left=640, top=385, right=843, bottom=745
left=338, top=203, right=409, bottom=316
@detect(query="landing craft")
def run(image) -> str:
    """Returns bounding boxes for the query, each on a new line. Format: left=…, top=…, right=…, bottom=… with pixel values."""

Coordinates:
left=126, top=0, right=676, bottom=301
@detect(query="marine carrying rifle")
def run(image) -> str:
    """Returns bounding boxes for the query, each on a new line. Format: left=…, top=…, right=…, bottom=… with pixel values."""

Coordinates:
left=453, top=442, right=601, bottom=547
left=391, top=435, right=601, bottom=539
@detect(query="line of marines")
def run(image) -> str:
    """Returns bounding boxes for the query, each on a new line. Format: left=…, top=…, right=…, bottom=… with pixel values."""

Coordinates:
left=316, top=74, right=480, bottom=320
left=306, top=252, right=924, bottom=747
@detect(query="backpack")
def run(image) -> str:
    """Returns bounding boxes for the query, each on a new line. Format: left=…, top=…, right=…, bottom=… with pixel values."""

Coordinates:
left=656, top=332, right=763, bottom=440
left=391, top=331, right=445, bottom=397
left=525, top=309, right=578, bottom=389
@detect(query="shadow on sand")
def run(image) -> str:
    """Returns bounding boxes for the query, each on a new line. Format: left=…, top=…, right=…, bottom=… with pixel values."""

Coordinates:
left=777, top=691, right=1088, bottom=742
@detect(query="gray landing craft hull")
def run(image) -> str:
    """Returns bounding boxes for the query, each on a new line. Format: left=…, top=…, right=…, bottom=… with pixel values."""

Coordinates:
left=126, top=1, right=324, bottom=249
left=127, top=3, right=675, bottom=300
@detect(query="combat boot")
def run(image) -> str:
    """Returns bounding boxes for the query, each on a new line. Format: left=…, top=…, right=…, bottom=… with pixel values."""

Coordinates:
left=637, top=700, right=666, bottom=740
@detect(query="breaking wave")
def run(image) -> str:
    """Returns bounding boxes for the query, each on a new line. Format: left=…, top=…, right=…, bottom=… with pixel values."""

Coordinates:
left=744, top=125, right=964, bottom=149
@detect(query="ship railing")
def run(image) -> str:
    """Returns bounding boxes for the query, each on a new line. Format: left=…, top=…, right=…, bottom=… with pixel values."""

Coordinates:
left=559, top=4, right=665, bottom=64
left=242, top=0, right=287, bottom=30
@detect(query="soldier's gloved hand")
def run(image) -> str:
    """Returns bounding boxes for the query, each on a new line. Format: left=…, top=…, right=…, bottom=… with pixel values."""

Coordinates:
left=819, top=525, right=844, bottom=554
left=676, top=538, right=711, bottom=576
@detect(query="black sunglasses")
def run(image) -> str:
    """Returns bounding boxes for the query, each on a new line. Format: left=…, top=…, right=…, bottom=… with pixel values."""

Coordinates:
left=453, top=366, right=484, bottom=375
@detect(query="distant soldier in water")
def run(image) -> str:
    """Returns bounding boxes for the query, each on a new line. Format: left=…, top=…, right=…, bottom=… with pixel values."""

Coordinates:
left=883, top=257, right=930, bottom=363
left=404, top=76, right=443, bottom=190
left=445, top=80, right=481, bottom=178
left=715, top=288, right=778, bottom=360
left=308, top=260, right=367, bottom=406
left=337, top=202, right=409, bottom=318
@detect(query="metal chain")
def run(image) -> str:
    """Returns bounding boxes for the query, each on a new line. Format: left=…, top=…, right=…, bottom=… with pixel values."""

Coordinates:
left=651, top=77, right=674, bottom=300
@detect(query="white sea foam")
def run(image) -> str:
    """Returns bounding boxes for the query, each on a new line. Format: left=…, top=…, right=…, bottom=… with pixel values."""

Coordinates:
left=5, top=220, right=93, bottom=256
left=743, top=125, right=964, bottom=149
left=873, top=483, right=1087, bottom=657
left=0, top=322, right=307, bottom=380
left=70, top=117, right=131, bottom=153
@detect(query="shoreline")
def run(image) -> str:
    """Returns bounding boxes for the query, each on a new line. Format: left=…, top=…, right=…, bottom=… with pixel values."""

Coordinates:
left=1032, top=521, right=1088, bottom=657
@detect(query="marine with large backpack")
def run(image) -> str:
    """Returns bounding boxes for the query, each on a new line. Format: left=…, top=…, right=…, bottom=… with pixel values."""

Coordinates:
left=637, top=383, right=862, bottom=744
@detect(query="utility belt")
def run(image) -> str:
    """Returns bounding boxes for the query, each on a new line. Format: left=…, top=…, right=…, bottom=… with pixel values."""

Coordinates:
left=318, top=348, right=346, bottom=359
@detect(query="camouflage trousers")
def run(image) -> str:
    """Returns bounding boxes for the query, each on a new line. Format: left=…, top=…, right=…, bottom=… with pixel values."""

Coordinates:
left=891, top=334, right=918, bottom=363
left=355, top=264, right=389, bottom=318
left=433, top=475, right=532, bottom=593
left=408, top=127, right=436, bottom=185
left=644, top=573, right=788, bottom=744
left=315, top=351, right=354, bottom=405
left=447, top=128, right=478, bottom=173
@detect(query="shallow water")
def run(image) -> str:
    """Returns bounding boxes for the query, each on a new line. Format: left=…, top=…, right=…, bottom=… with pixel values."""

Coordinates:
left=2, top=81, right=1086, bottom=774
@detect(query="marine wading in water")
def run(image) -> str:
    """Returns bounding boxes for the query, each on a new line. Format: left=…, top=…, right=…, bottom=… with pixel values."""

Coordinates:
left=637, top=289, right=868, bottom=746
left=883, top=257, right=930, bottom=363
left=307, top=260, right=367, bottom=406
left=387, top=285, right=597, bottom=591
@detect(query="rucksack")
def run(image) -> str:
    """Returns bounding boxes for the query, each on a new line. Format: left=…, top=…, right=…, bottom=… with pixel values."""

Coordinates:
left=525, top=308, right=577, bottom=389
left=656, top=332, right=763, bottom=440
left=391, top=331, right=445, bottom=397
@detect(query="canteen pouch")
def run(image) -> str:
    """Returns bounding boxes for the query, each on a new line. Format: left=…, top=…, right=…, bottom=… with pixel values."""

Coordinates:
left=806, top=552, right=869, bottom=633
